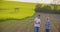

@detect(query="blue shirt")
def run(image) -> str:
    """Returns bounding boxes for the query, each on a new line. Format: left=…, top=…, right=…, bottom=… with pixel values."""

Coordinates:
left=45, top=21, right=50, bottom=29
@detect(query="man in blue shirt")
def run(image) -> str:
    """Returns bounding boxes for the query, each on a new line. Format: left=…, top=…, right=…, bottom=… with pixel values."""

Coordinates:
left=45, top=17, right=50, bottom=32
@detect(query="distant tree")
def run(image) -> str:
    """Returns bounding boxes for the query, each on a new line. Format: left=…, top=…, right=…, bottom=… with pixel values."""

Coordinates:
left=35, top=4, right=42, bottom=12
left=34, top=4, right=60, bottom=14
left=42, top=5, right=52, bottom=13
left=52, top=0, right=60, bottom=10
left=35, top=4, right=52, bottom=13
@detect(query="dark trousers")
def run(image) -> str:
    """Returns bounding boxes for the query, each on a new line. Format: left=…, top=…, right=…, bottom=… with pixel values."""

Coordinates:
left=34, top=27, right=40, bottom=32
left=45, top=29, right=50, bottom=32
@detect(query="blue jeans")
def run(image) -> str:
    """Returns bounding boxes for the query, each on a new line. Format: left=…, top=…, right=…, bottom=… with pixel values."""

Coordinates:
left=34, top=27, right=40, bottom=32
left=45, top=29, right=50, bottom=32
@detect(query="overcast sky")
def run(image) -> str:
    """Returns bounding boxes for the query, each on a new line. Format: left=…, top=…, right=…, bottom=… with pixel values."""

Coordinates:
left=5, top=0, right=60, bottom=4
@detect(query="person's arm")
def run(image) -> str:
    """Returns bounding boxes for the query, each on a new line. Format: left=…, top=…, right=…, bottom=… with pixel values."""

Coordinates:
left=38, top=22, right=40, bottom=24
left=34, top=18, right=38, bottom=24
left=48, top=22, right=50, bottom=28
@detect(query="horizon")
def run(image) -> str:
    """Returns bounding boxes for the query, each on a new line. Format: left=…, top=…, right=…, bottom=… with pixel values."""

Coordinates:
left=5, top=0, right=60, bottom=4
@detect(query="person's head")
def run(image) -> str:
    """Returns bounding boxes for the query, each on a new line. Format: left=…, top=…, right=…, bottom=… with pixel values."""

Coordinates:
left=37, top=15, right=40, bottom=19
left=46, top=17, right=50, bottom=21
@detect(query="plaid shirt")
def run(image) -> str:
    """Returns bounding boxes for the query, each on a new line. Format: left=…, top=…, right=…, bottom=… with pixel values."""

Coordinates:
left=45, top=21, right=50, bottom=29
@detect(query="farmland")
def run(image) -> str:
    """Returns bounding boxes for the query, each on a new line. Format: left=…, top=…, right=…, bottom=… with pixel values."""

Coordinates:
left=0, top=1, right=60, bottom=32
left=0, top=13, right=60, bottom=32
left=0, top=1, right=36, bottom=19
left=0, top=1, right=60, bottom=19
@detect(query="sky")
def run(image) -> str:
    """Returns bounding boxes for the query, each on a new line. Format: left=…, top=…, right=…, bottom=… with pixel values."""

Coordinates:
left=5, top=0, right=60, bottom=4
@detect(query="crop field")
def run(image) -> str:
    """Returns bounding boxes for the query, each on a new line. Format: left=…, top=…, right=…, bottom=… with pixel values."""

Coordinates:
left=0, top=13, right=60, bottom=32
left=0, top=1, right=60, bottom=32
left=0, top=1, right=60, bottom=19
left=0, top=1, right=36, bottom=19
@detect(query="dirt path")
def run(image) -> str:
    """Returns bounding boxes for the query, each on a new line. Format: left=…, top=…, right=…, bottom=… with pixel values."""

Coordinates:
left=1, top=13, right=60, bottom=32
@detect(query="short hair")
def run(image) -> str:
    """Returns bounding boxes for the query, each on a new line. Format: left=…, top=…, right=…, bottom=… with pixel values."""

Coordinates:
left=38, top=15, right=40, bottom=16
left=47, top=17, right=49, bottom=19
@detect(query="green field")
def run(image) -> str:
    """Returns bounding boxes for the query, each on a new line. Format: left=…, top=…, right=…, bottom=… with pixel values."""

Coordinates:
left=0, top=1, right=36, bottom=19
left=0, top=1, right=60, bottom=19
